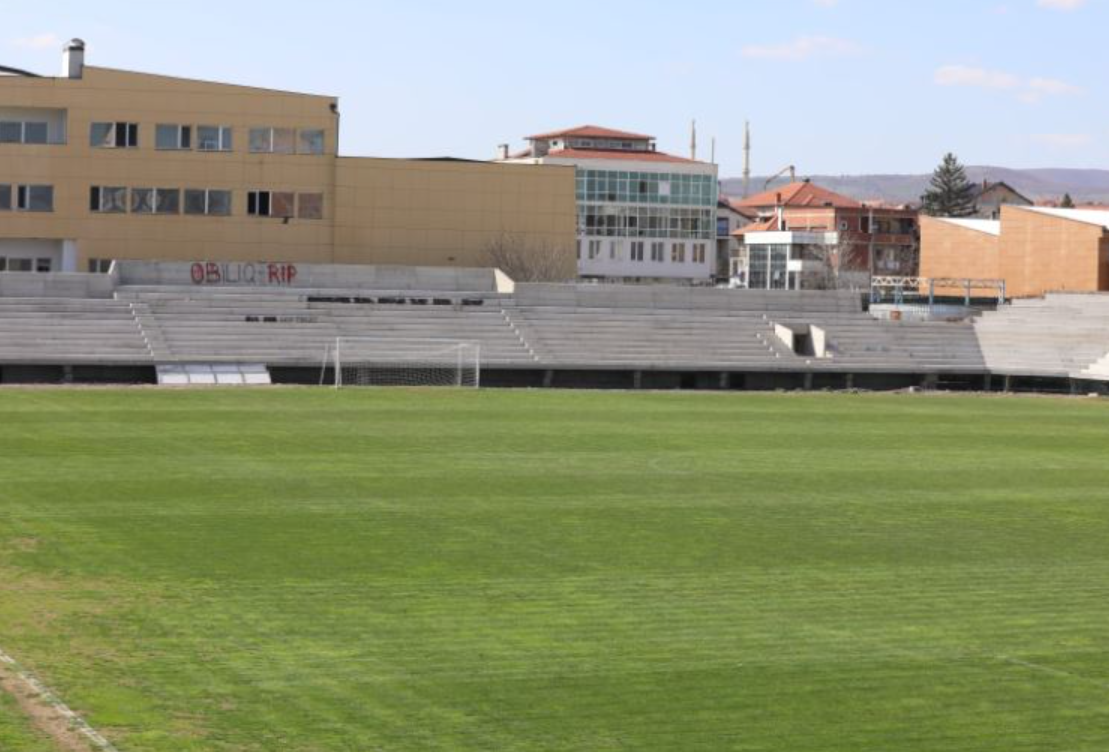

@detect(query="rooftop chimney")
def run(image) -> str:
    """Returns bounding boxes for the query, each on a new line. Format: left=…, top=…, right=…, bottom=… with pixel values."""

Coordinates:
left=62, top=39, right=85, bottom=79
left=497, top=144, right=510, bottom=161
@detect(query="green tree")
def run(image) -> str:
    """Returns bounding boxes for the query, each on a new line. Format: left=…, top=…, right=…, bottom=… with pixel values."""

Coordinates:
left=1061, top=193, right=1076, bottom=208
left=921, top=153, right=978, bottom=218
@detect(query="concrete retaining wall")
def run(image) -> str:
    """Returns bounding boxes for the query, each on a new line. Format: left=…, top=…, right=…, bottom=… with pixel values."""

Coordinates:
left=116, top=261, right=504, bottom=292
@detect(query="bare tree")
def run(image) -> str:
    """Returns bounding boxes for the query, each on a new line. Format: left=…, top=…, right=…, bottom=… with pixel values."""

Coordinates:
left=805, top=235, right=871, bottom=291
left=483, top=234, right=577, bottom=283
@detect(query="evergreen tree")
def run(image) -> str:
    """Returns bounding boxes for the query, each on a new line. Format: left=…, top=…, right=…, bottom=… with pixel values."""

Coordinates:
left=1061, top=193, right=1075, bottom=208
left=921, top=153, right=978, bottom=217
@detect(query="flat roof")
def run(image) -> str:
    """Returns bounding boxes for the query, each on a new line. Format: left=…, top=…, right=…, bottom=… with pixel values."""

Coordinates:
left=1023, top=206, right=1109, bottom=231
left=934, top=218, right=1001, bottom=236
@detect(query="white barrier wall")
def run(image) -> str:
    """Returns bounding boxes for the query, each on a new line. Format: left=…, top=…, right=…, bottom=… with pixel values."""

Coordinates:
left=115, top=261, right=504, bottom=292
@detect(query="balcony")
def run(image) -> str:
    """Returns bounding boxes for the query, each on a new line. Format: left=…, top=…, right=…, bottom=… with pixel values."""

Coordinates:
left=0, top=107, right=67, bottom=146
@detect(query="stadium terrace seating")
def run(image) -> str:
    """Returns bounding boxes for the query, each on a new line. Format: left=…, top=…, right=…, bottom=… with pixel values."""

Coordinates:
left=974, top=294, right=1109, bottom=379
left=0, top=297, right=150, bottom=364
left=504, top=285, right=984, bottom=373
left=2, top=266, right=1109, bottom=388
left=115, top=286, right=535, bottom=367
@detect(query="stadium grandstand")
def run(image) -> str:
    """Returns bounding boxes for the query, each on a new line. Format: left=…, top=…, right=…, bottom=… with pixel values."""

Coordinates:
left=1, top=260, right=1108, bottom=394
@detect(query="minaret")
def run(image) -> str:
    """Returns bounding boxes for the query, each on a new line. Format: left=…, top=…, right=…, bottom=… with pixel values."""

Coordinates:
left=742, top=121, right=751, bottom=198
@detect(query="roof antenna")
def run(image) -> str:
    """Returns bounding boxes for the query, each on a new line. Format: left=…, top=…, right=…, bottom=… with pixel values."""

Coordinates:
left=690, top=119, right=697, bottom=161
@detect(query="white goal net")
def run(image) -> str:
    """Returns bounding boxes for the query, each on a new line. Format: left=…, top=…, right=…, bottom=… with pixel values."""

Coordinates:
left=323, top=338, right=481, bottom=388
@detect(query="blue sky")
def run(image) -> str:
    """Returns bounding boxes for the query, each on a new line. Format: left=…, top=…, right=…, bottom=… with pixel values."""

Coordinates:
left=2, top=0, right=1105, bottom=176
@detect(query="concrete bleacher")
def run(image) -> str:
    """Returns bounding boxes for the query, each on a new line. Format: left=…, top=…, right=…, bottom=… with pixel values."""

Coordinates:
left=3, top=263, right=1108, bottom=388
left=974, top=294, right=1109, bottom=379
left=505, top=284, right=984, bottom=373
left=115, top=286, right=536, bottom=367
left=0, top=297, right=150, bottom=364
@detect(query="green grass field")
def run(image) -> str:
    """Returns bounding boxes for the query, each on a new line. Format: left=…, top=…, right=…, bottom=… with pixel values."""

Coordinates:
left=2, top=389, right=1109, bottom=751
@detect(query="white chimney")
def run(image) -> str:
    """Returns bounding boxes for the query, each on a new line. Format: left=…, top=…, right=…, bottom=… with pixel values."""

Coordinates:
left=496, top=144, right=510, bottom=161
left=62, top=39, right=85, bottom=79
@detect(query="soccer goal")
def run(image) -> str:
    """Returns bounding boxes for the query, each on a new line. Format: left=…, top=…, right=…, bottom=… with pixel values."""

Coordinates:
left=322, top=338, right=481, bottom=388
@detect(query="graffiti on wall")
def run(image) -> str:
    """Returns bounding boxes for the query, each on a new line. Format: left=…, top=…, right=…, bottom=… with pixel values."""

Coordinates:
left=190, top=262, right=298, bottom=286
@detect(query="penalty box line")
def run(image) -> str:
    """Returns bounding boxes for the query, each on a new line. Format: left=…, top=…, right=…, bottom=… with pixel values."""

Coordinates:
left=0, top=646, right=120, bottom=751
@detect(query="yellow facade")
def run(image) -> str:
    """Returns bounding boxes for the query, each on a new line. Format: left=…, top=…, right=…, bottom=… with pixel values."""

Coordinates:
left=0, top=64, right=576, bottom=274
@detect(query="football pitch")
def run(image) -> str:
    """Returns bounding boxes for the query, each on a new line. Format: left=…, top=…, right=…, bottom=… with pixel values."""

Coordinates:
left=1, top=388, right=1109, bottom=751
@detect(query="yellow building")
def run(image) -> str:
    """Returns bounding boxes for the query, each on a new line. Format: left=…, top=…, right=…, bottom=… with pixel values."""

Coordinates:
left=0, top=40, right=576, bottom=275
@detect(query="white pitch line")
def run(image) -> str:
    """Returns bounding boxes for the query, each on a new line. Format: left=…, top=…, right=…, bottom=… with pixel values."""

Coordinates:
left=0, top=647, right=120, bottom=751
left=998, top=654, right=1109, bottom=691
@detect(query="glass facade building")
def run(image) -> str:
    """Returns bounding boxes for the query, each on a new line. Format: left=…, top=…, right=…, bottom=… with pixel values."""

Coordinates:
left=500, top=127, right=720, bottom=280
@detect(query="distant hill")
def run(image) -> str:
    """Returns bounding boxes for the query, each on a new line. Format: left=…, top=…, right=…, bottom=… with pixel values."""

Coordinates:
left=721, top=167, right=1109, bottom=205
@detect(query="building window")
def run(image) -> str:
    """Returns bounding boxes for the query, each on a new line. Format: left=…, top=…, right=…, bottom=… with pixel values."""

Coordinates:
left=650, top=242, right=664, bottom=262
left=298, top=129, right=325, bottom=155
left=5, top=258, right=32, bottom=272
left=197, top=125, right=233, bottom=152
left=131, top=188, right=181, bottom=215
left=249, top=127, right=296, bottom=154
left=155, top=124, right=191, bottom=150
left=88, top=258, right=113, bottom=273
left=15, top=185, right=53, bottom=212
left=247, top=191, right=296, bottom=218
left=630, top=241, right=645, bottom=262
left=184, top=189, right=232, bottom=216
left=247, top=191, right=270, bottom=216
left=0, top=121, right=48, bottom=144
left=272, top=192, right=295, bottom=218
left=587, top=240, right=602, bottom=260
left=0, top=184, right=11, bottom=211
left=89, top=186, right=128, bottom=213
left=692, top=243, right=707, bottom=264
left=36, top=258, right=52, bottom=273
left=671, top=243, right=686, bottom=263
left=609, top=241, right=620, bottom=260
left=90, top=122, right=139, bottom=149
left=298, top=193, right=324, bottom=220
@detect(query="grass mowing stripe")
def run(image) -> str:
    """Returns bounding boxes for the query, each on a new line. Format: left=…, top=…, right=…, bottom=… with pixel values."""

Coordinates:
left=1, top=389, right=1108, bottom=751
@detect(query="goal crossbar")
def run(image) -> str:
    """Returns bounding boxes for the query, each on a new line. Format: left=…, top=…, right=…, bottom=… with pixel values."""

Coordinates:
left=323, top=338, right=481, bottom=388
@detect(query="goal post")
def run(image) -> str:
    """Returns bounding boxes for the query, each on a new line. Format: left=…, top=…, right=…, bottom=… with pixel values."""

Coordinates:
left=323, top=338, right=480, bottom=388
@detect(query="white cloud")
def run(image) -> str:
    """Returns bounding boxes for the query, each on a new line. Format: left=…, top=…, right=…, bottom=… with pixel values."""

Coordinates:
left=934, top=65, right=1082, bottom=103
left=741, top=36, right=861, bottom=61
left=934, top=65, right=1021, bottom=90
left=11, top=33, right=62, bottom=50
left=1037, top=0, right=1086, bottom=10
left=1029, top=133, right=1093, bottom=149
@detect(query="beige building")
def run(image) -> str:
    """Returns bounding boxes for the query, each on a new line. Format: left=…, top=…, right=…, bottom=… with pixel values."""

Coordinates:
left=919, top=216, right=1003, bottom=292
left=0, top=41, right=576, bottom=275
left=920, top=207, right=1109, bottom=298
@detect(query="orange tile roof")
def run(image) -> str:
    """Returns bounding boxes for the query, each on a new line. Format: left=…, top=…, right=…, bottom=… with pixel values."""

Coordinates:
left=732, top=217, right=781, bottom=236
left=527, top=125, right=654, bottom=141
left=736, top=181, right=862, bottom=210
left=720, top=198, right=758, bottom=219
left=545, top=148, right=704, bottom=164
